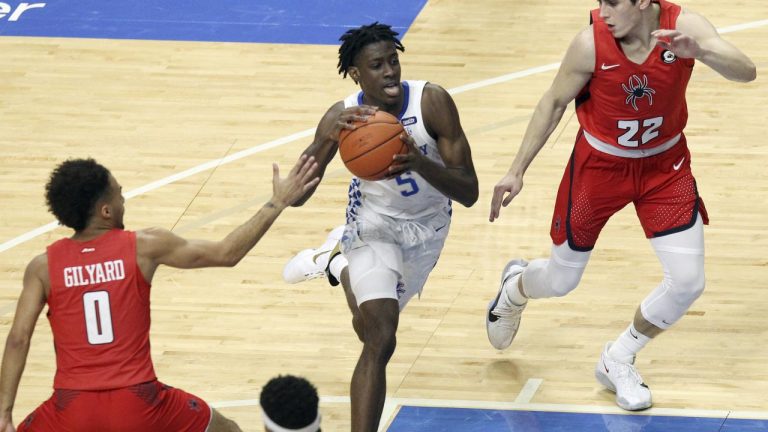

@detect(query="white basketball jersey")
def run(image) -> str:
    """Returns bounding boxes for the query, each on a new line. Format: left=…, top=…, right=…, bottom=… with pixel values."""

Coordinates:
left=344, top=80, right=451, bottom=221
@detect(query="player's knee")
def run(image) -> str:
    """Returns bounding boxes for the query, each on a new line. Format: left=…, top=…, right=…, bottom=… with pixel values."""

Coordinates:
left=352, top=314, right=365, bottom=342
left=669, top=270, right=705, bottom=307
left=364, top=322, right=396, bottom=359
left=360, top=314, right=397, bottom=362
left=548, top=276, right=579, bottom=297
left=550, top=250, right=588, bottom=297
left=546, top=268, right=582, bottom=297
left=523, top=257, right=584, bottom=299
left=363, top=331, right=396, bottom=364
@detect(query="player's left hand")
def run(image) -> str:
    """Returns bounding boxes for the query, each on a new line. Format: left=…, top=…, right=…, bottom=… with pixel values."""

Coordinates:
left=652, top=29, right=701, bottom=59
left=271, top=154, right=320, bottom=208
left=387, top=134, right=426, bottom=178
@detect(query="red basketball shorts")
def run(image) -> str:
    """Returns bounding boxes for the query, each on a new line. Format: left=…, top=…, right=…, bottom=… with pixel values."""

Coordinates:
left=17, top=380, right=211, bottom=432
left=550, top=130, right=708, bottom=251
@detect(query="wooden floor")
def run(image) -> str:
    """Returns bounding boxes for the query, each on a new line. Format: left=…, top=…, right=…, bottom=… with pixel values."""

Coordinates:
left=1, top=0, right=767, bottom=430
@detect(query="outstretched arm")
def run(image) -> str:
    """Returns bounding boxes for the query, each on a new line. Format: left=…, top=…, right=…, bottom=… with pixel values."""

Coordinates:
left=0, top=255, right=48, bottom=432
left=388, top=84, right=479, bottom=207
left=489, top=27, right=595, bottom=222
left=137, top=154, right=319, bottom=277
left=654, top=10, right=756, bottom=82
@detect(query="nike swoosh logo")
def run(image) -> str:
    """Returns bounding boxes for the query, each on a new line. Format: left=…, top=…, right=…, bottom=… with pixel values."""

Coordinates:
left=602, top=360, right=610, bottom=373
left=311, top=250, right=330, bottom=265
left=629, top=329, right=639, bottom=339
left=435, top=224, right=447, bottom=232
left=601, top=63, right=620, bottom=70
left=673, top=157, right=685, bottom=171
left=488, top=290, right=503, bottom=323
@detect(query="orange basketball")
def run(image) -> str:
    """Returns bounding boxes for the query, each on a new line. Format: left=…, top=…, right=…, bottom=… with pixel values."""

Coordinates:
left=338, top=110, right=407, bottom=181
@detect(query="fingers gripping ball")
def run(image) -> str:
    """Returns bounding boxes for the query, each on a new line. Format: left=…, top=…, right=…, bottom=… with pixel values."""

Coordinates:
left=338, top=111, right=407, bottom=181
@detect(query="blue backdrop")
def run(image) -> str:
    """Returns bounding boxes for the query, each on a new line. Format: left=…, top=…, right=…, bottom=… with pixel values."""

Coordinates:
left=0, top=0, right=427, bottom=44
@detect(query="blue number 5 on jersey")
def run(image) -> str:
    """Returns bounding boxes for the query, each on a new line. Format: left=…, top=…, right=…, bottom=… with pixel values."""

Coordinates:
left=395, top=172, right=420, bottom=197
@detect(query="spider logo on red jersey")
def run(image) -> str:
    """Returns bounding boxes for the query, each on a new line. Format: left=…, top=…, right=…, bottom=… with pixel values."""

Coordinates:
left=622, top=74, right=656, bottom=111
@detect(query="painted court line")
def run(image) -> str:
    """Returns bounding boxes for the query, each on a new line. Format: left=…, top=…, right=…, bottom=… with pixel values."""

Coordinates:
left=1, top=17, right=767, bottom=254
left=449, top=62, right=561, bottom=95
left=514, top=378, right=543, bottom=403
left=0, top=129, right=313, bottom=253
left=210, top=395, right=768, bottom=420
left=379, top=400, right=399, bottom=432
left=718, top=19, right=768, bottom=33
left=0, top=221, right=59, bottom=254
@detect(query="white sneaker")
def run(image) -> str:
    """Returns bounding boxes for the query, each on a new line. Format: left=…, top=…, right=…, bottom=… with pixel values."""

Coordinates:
left=595, top=343, right=653, bottom=411
left=486, top=259, right=528, bottom=350
left=282, top=248, right=326, bottom=283
left=282, top=226, right=344, bottom=285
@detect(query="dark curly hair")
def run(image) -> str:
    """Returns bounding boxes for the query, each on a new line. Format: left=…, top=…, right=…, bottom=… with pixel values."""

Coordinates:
left=337, top=22, right=405, bottom=78
left=45, top=158, right=111, bottom=232
left=260, top=375, right=320, bottom=431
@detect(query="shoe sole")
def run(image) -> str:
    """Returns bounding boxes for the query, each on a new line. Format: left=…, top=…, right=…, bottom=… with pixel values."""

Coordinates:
left=283, top=270, right=325, bottom=284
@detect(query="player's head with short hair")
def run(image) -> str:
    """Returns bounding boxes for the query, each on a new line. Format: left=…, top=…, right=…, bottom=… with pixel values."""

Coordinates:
left=260, top=375, right=320, bottom=432
left=337, top=22, right=405, bottom=79
left=45, top=158, right=123, bottom=232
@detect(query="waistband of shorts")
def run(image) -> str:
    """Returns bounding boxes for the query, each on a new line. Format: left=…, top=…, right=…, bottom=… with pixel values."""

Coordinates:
left=583, top=130, right=681, bottom=158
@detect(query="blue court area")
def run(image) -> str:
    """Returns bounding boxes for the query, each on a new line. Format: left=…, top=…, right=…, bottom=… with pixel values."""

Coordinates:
left=388, top=406, right=768, bottom=432
left=0, top=0, right=427, bottom=44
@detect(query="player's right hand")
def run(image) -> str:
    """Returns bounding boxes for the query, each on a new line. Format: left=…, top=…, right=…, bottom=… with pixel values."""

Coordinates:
left=489, top=172, right=524, bottom=222
left=329, top=105, right=378, bottom=141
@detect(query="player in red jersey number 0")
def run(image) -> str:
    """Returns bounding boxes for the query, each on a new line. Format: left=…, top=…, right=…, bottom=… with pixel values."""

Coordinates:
left=0, top=155, right=319, bottom=431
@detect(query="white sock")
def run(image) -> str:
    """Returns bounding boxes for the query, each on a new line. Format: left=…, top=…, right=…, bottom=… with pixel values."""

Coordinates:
left=608, top=323, right=651, bottom=364
left=328, top=254, right=348, bottom=282
left=503, top=274, right=528, bottom=306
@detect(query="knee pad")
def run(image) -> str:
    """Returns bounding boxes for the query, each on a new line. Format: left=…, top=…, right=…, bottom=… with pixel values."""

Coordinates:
left=641, top=253, right=705, bottom=329
left=642, top=213, right=706, bottom=329
left=523, top=244, right=589, bottom=299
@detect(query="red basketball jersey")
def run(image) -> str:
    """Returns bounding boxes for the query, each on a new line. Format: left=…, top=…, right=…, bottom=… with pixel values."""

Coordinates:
left=576, top=0, right=694, bottom=150
left=46, top=229, right=156, bottom=390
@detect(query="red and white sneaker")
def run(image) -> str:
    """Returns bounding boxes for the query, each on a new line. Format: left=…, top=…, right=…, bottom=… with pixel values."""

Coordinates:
left=595, top=342, right=653, bottom=411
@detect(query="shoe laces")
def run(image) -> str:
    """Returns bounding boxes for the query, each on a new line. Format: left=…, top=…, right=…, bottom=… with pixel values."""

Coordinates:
left=491, top=302, right=524, bottom=330
left=613, top=361, right=644, bottom=389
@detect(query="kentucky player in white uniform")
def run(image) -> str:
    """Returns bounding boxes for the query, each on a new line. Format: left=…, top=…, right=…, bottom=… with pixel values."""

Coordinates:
left=341, top=80, right=454, bottom=307
left=283, top=23, right=478, bottom=432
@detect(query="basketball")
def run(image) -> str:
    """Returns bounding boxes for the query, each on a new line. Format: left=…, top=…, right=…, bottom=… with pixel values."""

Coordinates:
left=338, top=110, right=407, bottom=181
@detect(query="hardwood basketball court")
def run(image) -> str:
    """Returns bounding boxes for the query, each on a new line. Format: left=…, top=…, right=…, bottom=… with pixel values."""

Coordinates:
left=1, top=0, right=766, bottom=430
